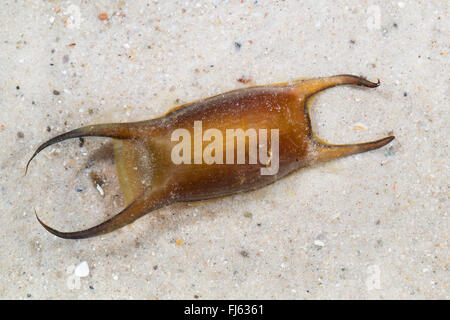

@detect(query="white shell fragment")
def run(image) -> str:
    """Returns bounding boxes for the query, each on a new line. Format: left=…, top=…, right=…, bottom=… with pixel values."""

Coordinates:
left=96, top=183, right=105, bottom=197
left=74, top=261, right=90, bottom=277
left=314, top=240, right=325, bottom=247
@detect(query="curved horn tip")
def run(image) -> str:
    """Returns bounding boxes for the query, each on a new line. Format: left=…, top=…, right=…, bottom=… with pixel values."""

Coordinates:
left=24, top=156, right=34, bottom=176
left=380, top=135, right=395, bottom=145
left=358, top=76, right=380, bottom=88
left=34, top=209, right=88, bottom=240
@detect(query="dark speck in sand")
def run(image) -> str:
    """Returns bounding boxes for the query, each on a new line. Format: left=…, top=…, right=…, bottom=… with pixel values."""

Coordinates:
left=53, top=90, right=60, bottom=95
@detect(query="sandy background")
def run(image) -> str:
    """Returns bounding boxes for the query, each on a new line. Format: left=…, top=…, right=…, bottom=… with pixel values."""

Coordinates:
left=0, top=0, right=448, bottom=299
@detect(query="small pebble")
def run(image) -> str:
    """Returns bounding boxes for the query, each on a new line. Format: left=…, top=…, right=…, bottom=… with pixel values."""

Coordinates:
left=98, top=12, right=108, bottom=20
left=53, top=90, right=60, bottom=95
left=17, top=131, right=24, bottom=139
left=74, top=261, right=89, bottom=277
left=243, top=211, right=252, bottom=218
left=386, top=147, right=394, bottom=157
left=353, top=122, right=368, bottom=131
left=237, top=76, right=252, bottom=84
